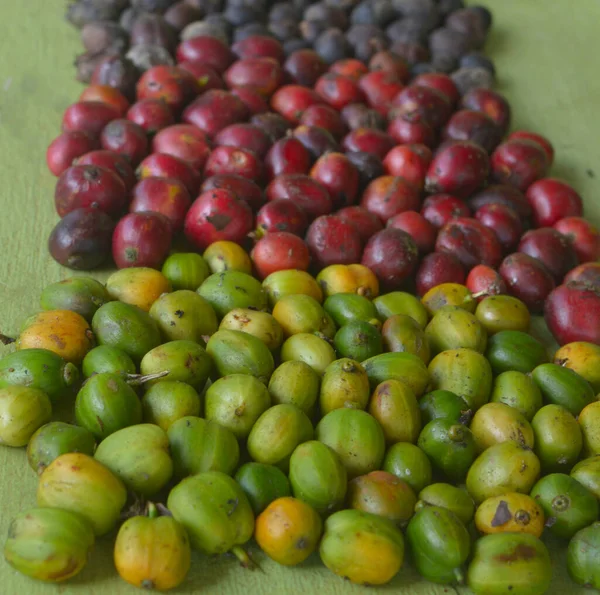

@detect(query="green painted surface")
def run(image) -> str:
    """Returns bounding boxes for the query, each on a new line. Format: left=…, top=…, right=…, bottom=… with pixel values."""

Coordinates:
left=0, top=1, right=598, bottom=593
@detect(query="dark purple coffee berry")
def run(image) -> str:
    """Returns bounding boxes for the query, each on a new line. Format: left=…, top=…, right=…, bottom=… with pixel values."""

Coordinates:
left=315, top=28, right=352, bottom=64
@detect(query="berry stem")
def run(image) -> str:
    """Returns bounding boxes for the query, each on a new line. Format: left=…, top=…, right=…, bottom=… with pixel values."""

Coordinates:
left=125, top=370, right=169, bottom=385
left=231, top=546, right=259, bottom=571
left=0, top=333, right=15, bottom=345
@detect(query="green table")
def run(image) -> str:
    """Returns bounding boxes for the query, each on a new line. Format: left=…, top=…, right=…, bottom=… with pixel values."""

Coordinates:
left=0, top=1, right=598, bottom=593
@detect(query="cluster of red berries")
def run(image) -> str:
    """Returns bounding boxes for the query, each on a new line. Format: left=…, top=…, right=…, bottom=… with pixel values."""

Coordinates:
left=45, top=32, right=600, bottom=347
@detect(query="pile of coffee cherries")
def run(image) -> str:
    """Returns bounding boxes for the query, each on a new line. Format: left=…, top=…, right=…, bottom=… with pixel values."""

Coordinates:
left=67, top=0, right=496, bottom=88
left=47, top=1, right=600, bottom=349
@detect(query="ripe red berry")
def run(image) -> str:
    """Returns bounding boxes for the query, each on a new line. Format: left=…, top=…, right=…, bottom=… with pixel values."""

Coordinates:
left=204, top=146, right=264, bottom=182
left=62, top=101, right=120, bottom=137
left=310, top=152, right=360, bottom=209
left=54, top=164, right=127, bottom=218
left=256, top=199, right=308, bottom=237
left=412, top=73, right=459, bottom=106
left=270, top=85, right=324, bottom=125
left=184, top=189, right=254, bottom=250
left=214, top=124, right=271, bottom=159
left=342, top=129, right=395, bottom=160
left=336, top=206, right=384, bottom=245
left=442, top=109, right=502, bottom=153
left=306, top=215, right=363, bottom=269
left=129, top=177, right=191, bottom=232
left=76, top=150, right=137, bottom=191
left=415, top=252, right=466, bottom=297
left=100, top=119, right=149, bottom=166
left=136, top=65, right=200, bottom=113
left=265, top=138, right=313, bottom=181
left=508, top=130, right=554, bottom=165
left=553, top=217, right=600, bottom=263
left=46, top=131, right=99, bottom=177
left=466, top=265, right=508, bottom=300
left=391, top=85, right=452, bottom=129
left=232, top=35, right=285, bottom=63
left=491, top=139, right=549, bottom=192
left=368, top=51, right=410, bottom=84
left=299, top=104, right=348, bottom=140
left=564, top=262, right=600, bottom=288
left=474, top=203, right=523, bottom=253
left=176, top=36, right=235, bottom=73
left=152, top=124, right=212, bottom=171
left=421, top=193, right=471, bottom=228
left=178, top=61, right=225, bottom=93
left=468, top=184, right=532, bottom=221
left=127, top=99, right=175, bottom=135
left=80, top=85, right=130, bottom=116
left=461, top=88, right=511, bottom=134
left=362, top=228, right=419, bottom=291
left=137, top=153, right=201, bottom=196
left=251, top=232, right=310, bottom=279
left=284, top=50, right=328, bottom=87
left=526, top=178, right=583, bottom=227
left=544, top=283, right=600, bottom=346
left=518, top=228, right=579, bottom=283
left=293, top=125, right=340, bottom=160
left=201, top=174, right=265, bottom=211
left=425, top=141, right=489, bottom=198
left=387, top=116, right=435, bottom=148
left=358, top=71, right=404, bottom=117
left=387, top=211, right=437, bottom=254
left=265, top=174, right=333, bottom=220
left=329, top=59, right=369, bottom=82
left=383, top=144, right=432, bottom=190
left=231, top=86, right=270, bottom=115
left=315, top=72, right=366, bottom=110
left=499, top=252, right=556, bottom=313
left=435, top=217, right=503, bottom=270
left=224, top=58, right=284, bottom=97
left=361, top=176, right=421, bottom=221
left=112, top=212, right=173, bottom=269
left=182, top=90, right=248, bottom=138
